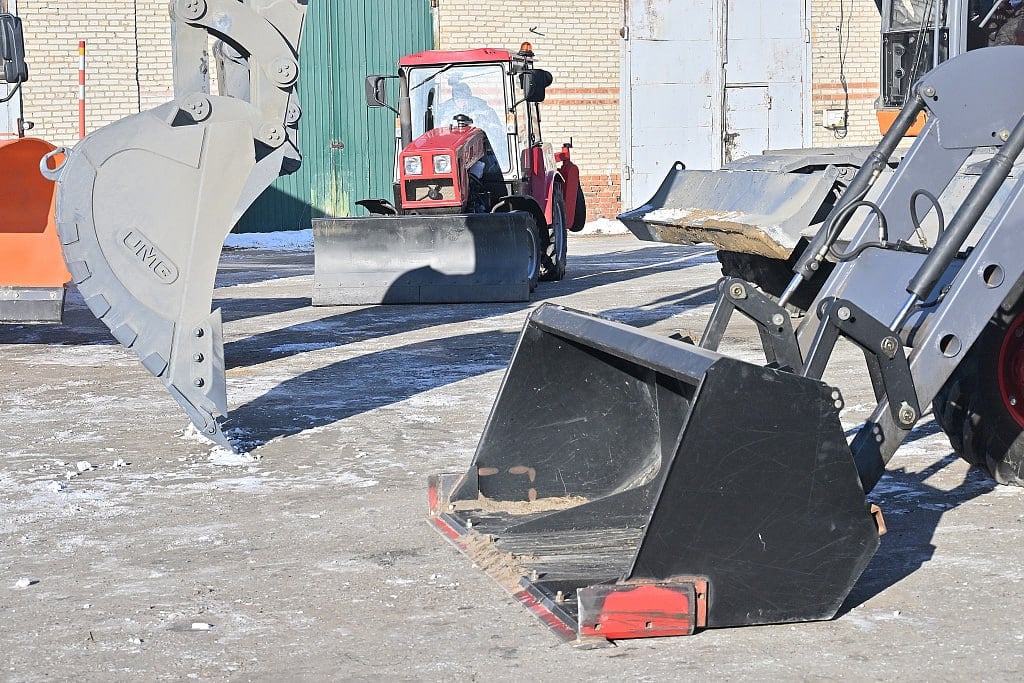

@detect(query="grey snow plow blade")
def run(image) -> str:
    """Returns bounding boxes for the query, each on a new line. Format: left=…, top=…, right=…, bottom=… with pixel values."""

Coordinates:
left=312, top=213, right=537, bottom=305
left=46, top=0, right=307, bottom=449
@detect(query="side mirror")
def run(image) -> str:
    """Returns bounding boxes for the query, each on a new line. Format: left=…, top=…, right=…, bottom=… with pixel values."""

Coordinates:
left=0, top=14, right=28, bottom=84
left=520, top=69, right=553, bottom=103
left=365, top=75, right=391, bottom=108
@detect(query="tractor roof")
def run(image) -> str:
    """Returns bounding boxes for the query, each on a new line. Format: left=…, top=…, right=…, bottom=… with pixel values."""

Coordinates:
left=399, top=48, right=512, bottom=67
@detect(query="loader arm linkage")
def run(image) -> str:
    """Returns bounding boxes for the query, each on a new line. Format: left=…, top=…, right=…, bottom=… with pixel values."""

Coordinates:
left=46, top=0, right=307, bottom=449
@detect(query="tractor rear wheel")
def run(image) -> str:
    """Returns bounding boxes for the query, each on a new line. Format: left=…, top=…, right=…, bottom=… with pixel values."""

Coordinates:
left=539, top=186, right=567, bottom=282
left=933, top=294, right=1024, bottom=485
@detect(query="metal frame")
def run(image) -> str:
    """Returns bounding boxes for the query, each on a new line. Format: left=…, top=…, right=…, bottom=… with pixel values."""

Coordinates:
left=711, top=47, right=1024, bottom=492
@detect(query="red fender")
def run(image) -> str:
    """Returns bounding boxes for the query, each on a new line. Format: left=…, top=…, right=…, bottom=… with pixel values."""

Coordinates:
left=554, top=143, right=583, bottom=230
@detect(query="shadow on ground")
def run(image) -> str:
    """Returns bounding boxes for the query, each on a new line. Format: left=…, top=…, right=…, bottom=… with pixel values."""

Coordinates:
left=838, top=452, right=998, bottom=615
left=226, top=329, right=516, bottom=446
left=224, top=244, right=716, bottom=370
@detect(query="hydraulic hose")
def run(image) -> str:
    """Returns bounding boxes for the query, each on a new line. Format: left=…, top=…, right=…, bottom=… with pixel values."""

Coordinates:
left=892, top=112, right=1024, bottom=330
left=781, top=92, right=928, bottom=307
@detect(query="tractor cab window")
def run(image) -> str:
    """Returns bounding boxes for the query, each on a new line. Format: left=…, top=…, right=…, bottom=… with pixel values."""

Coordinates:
left=409, top=63, right=511, bottom=172
left=881, top=0, right=950, bottom=107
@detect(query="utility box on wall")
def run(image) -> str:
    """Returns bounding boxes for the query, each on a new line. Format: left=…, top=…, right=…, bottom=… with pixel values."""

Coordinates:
left=620, top=0, right=812, bottom=209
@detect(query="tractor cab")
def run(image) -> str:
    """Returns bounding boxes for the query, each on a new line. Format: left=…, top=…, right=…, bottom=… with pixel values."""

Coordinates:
left=878, top=0, right=1017, bottom=132
left=366, top=43, right=554, bottom=196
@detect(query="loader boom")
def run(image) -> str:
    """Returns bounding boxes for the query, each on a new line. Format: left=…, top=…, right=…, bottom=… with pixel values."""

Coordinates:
left=47, top=0, right=307, bottom=449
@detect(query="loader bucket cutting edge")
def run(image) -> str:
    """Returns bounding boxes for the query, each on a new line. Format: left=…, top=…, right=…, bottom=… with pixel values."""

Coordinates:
left=0, top=138, right=70, bottom=323
left=429, top=303, right=881, bottom=641
left=312, top=212, right=536, bottom=305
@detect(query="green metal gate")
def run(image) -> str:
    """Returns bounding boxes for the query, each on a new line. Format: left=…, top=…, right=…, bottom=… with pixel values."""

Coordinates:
left=237, top=0, right=434, bottom=232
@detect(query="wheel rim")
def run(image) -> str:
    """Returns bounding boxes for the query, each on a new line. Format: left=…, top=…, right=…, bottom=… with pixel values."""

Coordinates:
left=997, top=311, right=1024, bottom=429
left=525, top=224, right=539, bottom=281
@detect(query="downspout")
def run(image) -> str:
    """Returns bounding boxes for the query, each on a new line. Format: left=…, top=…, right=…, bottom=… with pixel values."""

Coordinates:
left=712, top=0, right=727, bottom=169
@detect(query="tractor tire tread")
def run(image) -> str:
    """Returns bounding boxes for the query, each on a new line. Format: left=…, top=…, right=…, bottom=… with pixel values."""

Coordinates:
left=539, top=187, right=567, bottom=282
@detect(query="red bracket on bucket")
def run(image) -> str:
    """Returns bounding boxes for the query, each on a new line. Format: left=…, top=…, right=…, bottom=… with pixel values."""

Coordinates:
left=577, top=579, right=709, bottom=640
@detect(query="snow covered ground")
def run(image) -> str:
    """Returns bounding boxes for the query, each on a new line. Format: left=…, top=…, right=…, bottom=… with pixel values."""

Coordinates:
left=2, top=235, right=1022, bottom=679
left=222, top=219, right=631, bottom=252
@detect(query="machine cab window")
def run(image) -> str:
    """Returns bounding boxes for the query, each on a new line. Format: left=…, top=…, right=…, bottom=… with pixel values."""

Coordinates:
left=409, top=64, right=511, bottom=172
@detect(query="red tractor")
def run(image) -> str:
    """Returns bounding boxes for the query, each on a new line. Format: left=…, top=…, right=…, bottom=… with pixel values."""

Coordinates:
left=312, top=43, right=586, bottom=304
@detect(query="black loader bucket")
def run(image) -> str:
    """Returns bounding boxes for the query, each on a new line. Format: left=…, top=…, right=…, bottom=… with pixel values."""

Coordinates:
left=429, top=304, right=881, bottom=643
left=312, top=212, right=537, bottom=305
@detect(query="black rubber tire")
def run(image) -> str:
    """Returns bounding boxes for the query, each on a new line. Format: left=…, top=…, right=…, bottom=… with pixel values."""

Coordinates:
left=539, top=187, right=567, bottom=282
left=932, top=294, right=1024, bottom=485
left=717, top=246, right=835, bottom=315
left=570, top=187, right=587, bottom=232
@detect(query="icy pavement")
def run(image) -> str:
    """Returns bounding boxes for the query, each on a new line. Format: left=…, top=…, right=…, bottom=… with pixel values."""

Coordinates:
left=1, top=235, right=1023, bottom=680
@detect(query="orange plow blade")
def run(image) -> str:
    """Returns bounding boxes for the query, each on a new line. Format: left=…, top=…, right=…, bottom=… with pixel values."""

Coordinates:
left=0, top=137, right=70, bottom=322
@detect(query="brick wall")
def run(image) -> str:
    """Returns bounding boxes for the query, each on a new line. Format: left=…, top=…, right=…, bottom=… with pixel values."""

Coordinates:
left=15, top=1, right=173, bottom=147
left=810, top=1, right=882, bottom=147
left=436, top=0, right=623, bottom=218
left=13, top=1, right=885, bottom=215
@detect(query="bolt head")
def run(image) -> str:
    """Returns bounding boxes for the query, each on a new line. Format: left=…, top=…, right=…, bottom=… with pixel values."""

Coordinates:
left=178, top=0, right=207, bottom=20
left=923, top=85, right=936, bottom=97
left=728, top=283, right=746, bottom=299
left=836, top=306, right=852, bottom=321
left=270, top=57, right=298, bottom=86
left=880, top=336, right=900, bottom=359
left=771, top=313, right=786, bottom=327
left=260, top=124, right=286, bottom=148
left=898, top=401, right=917, bottom=425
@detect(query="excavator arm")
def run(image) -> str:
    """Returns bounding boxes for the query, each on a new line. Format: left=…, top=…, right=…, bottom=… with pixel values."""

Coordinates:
left=44, top=0, right=307, bottom=449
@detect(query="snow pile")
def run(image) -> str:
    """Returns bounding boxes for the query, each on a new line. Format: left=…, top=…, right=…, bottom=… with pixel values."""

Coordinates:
left=208, top=447, right=261, bottom=467
left=574, top=218, right=630, bottom=236
left=224, top=229, right=312, bottom=251
left=222, top=219, right=630, bottom=252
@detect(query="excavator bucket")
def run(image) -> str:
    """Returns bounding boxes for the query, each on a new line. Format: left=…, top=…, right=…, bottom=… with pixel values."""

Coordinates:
left=46, top=0, right=307, bottom=449
left=0, top=138, right=70, bottom=322
left=430, top=303, right=880, bottom=642
left=312, top=213, right=537, bottom=304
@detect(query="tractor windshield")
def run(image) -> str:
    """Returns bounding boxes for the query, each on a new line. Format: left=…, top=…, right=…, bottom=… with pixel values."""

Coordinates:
left=409, top=63, right=511, bottom=172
